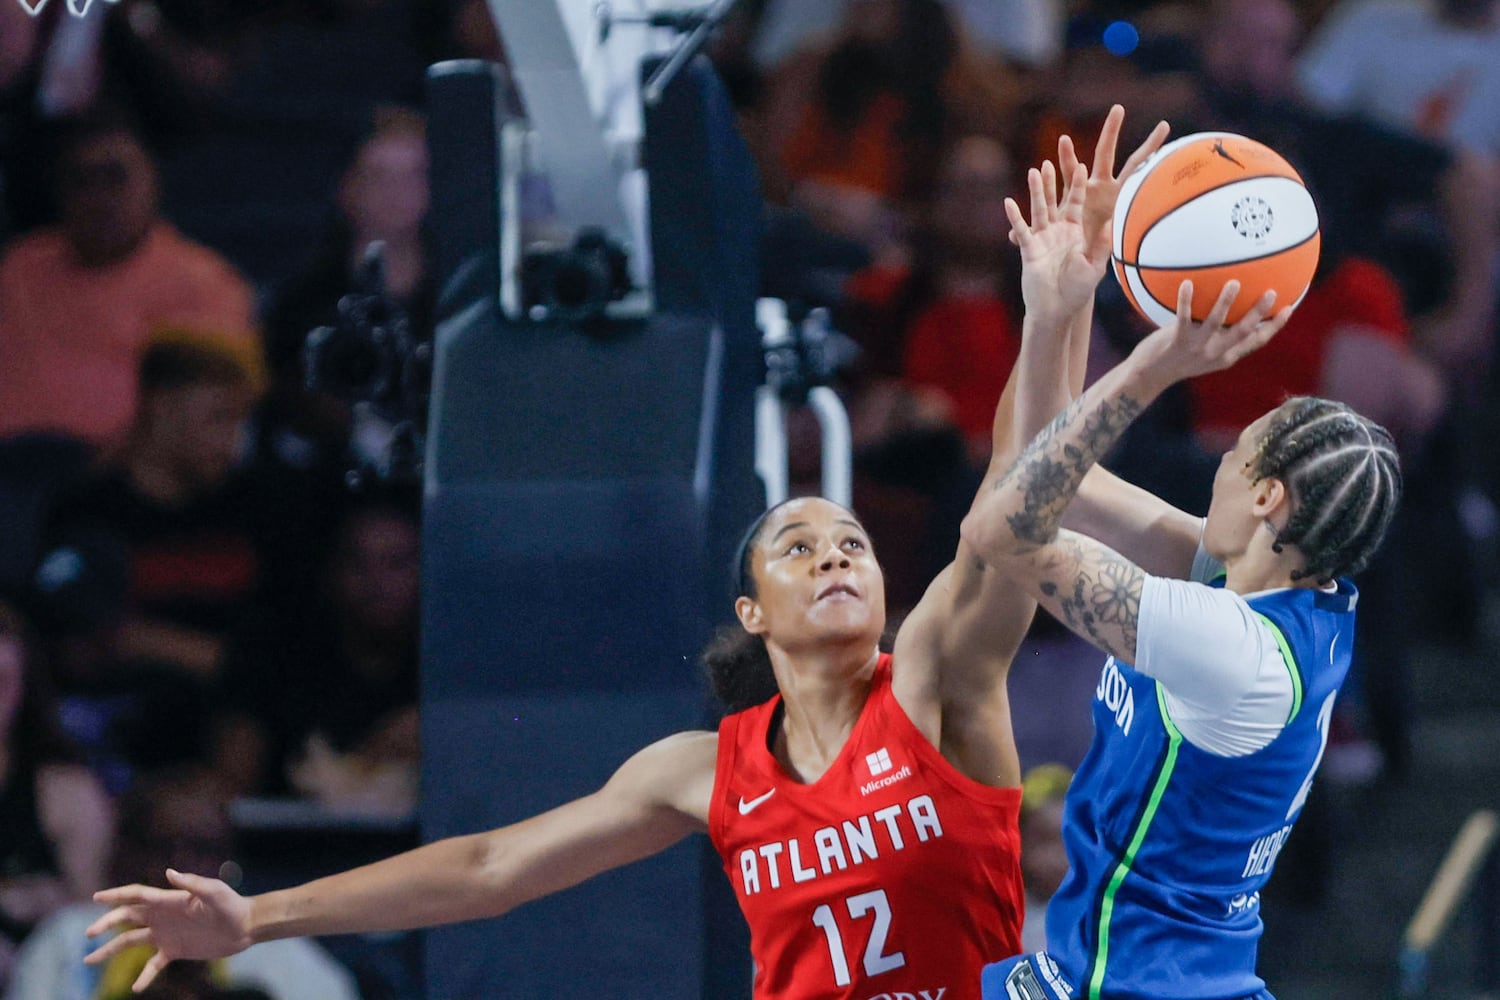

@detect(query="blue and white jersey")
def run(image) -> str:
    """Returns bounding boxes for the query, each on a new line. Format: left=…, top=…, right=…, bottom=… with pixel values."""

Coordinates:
left=1044, top=578, right=1357, bottom=1000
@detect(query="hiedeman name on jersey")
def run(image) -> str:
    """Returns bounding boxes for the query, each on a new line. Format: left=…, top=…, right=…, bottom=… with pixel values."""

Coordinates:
left=1242, top=824, right=1293, bottom=878
left=738, top=795, right=944, bottom=895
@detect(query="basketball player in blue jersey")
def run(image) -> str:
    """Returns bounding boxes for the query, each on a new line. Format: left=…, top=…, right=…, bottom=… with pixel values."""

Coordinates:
left=964, top=145, right=1402, bottom=1000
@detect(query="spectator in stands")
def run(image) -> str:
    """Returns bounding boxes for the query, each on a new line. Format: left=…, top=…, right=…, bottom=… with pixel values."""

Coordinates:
left=43, top=331, right=267, bottom=779
left=100, top=0, right=271, bottom=145
left=810, top=133, right=1021, bottom=607
left=0, top=599, right=113, bottom=988
left=1298, top=0, right=1500, bottom=154
left=0, top=117, right=257, bottom=450
left=751, top=0, right=1065, bottom=80
left=216, top=492, right=419, bottom=812
left=1205, top=0, right=1500, bottom=383
left=259, top=106, right=431, bottom=484
left=4, top=765, right=359, bottom=1000
left=843, top=133, right=1023, bottom=465
left=762, top=0, right=1019, bottom=249
left=1023, top=15, right=1203, bottom=190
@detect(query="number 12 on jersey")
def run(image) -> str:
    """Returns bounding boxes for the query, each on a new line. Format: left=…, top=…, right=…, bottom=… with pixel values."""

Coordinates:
left=811, top=889, right=907, bottom=987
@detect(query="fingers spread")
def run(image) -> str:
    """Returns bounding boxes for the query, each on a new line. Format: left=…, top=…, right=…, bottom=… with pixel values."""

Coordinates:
left=1062, top=163, right=1088, bottom=219
left=1058, top=133, right=1079, bottom=182
left=1206, top=280, right=1242, bottom=328
left=86, top=905, right=145, bottom=938
left=1026, top=167, right=1046, bottom=228
left=1041, top=160, right=1059, bottom=221
left=84, top=926, right=154, bottom=965
left=1093, top=104, right=1125, bottom=179
left=1122, top=120, right=1171, bottom=179
left=165, top=869, right=219, bottom=896
left=1234, top=290, right=1278, bottom=331
left=134, top=951, right=174, bottom=993
left=94, top=885, right=163, bottom=907
left=1004, top=197, right=1030, bottom=246
left=1175, top=279, right=1196, bottom=322
left=1226, top=312, right=1288, bottom=365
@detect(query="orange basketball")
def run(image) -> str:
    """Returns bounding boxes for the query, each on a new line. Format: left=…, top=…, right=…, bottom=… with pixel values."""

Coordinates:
left=1111, top=132, right=1320, bottom=328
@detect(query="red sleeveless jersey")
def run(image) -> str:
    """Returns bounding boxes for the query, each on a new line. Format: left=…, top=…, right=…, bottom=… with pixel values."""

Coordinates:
left=709, top=654, right=1023, bottom=1000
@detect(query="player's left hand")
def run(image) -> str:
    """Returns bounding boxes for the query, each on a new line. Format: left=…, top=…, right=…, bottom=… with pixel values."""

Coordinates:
left=1058, top=104, right=1170, bottom=252
left=1007, top=160, right=1109, bottom=330
left=85, top=870, right=254, bottom=993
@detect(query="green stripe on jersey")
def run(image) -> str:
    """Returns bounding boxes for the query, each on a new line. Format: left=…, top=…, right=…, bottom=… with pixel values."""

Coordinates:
left=1087, top=683, right=1184, bottom=1000
left=1254, top=612, right=1304, bottom=724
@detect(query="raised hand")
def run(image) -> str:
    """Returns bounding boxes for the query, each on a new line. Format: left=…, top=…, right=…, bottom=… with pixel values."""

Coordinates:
left=1006, top=159, right=1110, bottom=331
left=1132, top=280, right=1293, bottom=388
left=1058, top=104, right=1170, bottom=252
left=85, top=869, right=254, bottom=993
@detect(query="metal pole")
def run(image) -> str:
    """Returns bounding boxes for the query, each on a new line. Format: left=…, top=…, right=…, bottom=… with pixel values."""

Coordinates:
left=754, top=385, right=788, bottom=507
left=643, top=0, right=740, bottom=105
left=806, top=386, right=851, bottom=508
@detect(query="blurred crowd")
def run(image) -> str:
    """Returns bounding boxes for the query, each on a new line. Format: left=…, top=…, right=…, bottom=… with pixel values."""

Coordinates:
left=2, top=0, right=1498, bottom=996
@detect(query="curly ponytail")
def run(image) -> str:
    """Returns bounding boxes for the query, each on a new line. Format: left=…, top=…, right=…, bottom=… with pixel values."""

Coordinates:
left=700, top=625, right=780, bottom=716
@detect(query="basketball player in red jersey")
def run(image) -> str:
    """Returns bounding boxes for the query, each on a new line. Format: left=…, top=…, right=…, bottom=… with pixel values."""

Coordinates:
left=81, top=108, right=1168, bottom=998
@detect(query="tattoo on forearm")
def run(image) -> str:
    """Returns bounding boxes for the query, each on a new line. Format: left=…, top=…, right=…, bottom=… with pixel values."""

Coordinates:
left=996, top=392, right=1143, bottom=546
left=1037, top=535, right=1143, bottom=659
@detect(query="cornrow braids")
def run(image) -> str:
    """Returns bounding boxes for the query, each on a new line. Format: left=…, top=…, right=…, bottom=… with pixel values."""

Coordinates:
left=1251, top=397, right=1403, bottom=584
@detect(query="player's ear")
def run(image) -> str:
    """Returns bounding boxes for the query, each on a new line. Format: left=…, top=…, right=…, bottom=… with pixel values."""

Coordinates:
left=1251, top=476, right=1288, bottom=520
left=735, top=595, right=766, bottom=636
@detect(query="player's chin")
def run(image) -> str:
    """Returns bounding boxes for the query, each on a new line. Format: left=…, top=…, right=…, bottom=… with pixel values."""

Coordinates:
left=807, top=604, right=879, bottom=640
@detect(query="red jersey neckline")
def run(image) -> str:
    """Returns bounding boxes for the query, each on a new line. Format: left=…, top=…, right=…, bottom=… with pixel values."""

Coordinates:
left=756, top=652, right=892, bottom=791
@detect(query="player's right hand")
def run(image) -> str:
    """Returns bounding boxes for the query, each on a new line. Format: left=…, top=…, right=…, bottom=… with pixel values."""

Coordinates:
left=85, top=869, right=254, bottom=993
left=1131, top=279, right=1290, bottom=389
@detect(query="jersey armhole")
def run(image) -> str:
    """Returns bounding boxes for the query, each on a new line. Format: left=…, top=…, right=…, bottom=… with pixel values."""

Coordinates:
left=878, top=662, right=1023, bottom=811
left=1253, top=612, right=1305, bottom=725
left=707, top=713, right=743, bottom=849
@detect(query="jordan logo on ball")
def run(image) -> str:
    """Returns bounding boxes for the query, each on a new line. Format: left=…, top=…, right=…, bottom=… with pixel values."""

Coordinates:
left=1213, top=139, right=1246, bottom=169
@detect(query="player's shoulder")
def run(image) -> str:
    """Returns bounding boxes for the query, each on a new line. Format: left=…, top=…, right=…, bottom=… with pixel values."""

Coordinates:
left=606, top=730, right=718, bottom=825
left=618, top=730, right=718, bottom=786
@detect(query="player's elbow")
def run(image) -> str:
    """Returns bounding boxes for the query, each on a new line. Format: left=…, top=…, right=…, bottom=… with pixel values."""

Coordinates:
left=960, top=506, right=1021, bottom=563
left=469, top=831, right=525, bottom=918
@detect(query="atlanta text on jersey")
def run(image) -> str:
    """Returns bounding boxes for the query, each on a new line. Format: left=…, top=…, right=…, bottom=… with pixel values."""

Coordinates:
left=738, top=795, right=945, bottom=894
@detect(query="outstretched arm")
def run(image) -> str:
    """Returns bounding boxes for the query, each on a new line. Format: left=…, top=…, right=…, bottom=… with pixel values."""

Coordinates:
left=86, top=731, right=716, bottom=993
left=892, top=109, right=1165, bottom=783
left=1048, top=114, right=1206, bottom=579
left=962, top=281, right=1290, bottom=663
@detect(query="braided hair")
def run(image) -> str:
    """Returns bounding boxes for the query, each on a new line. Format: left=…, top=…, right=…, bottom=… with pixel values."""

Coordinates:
left=1251, top=397, right=1402, bottom=584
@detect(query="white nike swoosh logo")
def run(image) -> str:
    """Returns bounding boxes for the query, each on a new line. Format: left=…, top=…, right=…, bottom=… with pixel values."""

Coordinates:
left=737, top=789, right=777, bottom=815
